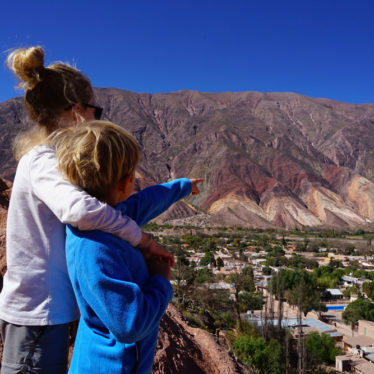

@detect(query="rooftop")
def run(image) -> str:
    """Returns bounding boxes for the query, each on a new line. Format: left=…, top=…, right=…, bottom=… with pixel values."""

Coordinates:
left=326, top=288, right=343, bottom=296
left=344, top=335, right=374, bottom=348
left=245, top=317, right=342, bottom=338
left=359, top=320, right=374, bottom=328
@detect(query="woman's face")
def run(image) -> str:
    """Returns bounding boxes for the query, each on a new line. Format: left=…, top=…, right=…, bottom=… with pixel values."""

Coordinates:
left=80, top=100, right=97, bottom=121
left=59, top=98, right=96, bottom=128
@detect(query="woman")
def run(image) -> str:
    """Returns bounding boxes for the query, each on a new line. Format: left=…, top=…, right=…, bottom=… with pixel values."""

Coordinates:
left=0, top=46, right=173, bottom=373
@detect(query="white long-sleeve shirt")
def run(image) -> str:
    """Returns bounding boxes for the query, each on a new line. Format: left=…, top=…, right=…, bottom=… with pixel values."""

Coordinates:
left=0, top=145, right=142, bottom=325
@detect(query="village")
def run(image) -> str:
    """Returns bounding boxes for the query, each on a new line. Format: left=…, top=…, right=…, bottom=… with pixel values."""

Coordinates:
left=145, top=224, right=374, bottom=373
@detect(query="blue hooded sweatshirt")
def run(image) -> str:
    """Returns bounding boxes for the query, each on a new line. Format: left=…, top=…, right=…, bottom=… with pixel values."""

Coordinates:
left=66, top=178, right=192, bottom=373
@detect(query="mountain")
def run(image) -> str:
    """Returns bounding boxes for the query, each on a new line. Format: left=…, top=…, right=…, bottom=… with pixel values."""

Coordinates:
left=1, top=89, right=374, bottom=230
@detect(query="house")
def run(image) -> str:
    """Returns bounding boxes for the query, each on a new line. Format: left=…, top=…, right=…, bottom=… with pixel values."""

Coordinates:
left=315, top=257, right=330, bottom=266
left=252, top=259, right=267, bottom=266
left=362, top=262, right=374, bottom=268
left=358, top=320, right=374, bottom=339
left=341, top=275, right=358, bottom=285
left=328, top=253, right=345, bottom=261
left=336, top=355, right=352, bottom=372
left=324, top=288, right=344, bottom=301
left=255, top=279, right=268, bottom=291
left=245, top=317, right=343, bottom=341
left=341, top=276, right=366, bottom=288
left=207, top=282, right=232, bottom=290
left=343, top=335, right=374, bottom=352
left=285, top=245, right=296, bottom=251
left=336, top=352, right=374, bottom=373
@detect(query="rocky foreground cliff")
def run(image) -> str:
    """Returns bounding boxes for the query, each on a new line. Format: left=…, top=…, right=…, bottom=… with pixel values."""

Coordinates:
left=1, top=90, right=374, bottom=230
left=0, top=178, right=11, bottom=276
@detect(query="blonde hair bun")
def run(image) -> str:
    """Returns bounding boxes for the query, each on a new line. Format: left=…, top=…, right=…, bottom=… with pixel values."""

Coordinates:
left=7, top=46, right=45, bottom=90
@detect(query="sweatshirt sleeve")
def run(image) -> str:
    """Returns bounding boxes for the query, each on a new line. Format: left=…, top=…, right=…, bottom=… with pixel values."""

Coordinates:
left=74, top=236, right=173, bottom=343
left=116, top=178, right=192, bottom=226
left=29, top=147, right=142, bottom=246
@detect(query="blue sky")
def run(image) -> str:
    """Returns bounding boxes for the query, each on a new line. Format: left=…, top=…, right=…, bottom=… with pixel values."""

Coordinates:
left=1, top=0, right=374, bottom=104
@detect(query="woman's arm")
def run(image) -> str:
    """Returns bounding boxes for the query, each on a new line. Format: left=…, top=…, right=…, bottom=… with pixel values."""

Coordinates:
left=30, top=146, right=142, bottom=247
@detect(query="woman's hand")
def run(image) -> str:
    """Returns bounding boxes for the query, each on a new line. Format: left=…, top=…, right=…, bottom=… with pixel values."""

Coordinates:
left=138, top=232, right=175, bottom=267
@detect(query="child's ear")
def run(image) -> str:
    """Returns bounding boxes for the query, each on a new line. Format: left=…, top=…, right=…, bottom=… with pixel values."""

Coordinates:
left=119, top=174, right=134, bottom=192
left=128, top=172, right=135, bottom=184
left=117, top=178, right=128, bottom=193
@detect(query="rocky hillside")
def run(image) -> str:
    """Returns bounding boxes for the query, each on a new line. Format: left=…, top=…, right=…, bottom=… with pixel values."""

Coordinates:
left=1, top=89, right=374, bottom=230
left=0, top=177, right=11, bottom=277
left=153, top=304, right=248, bottom=374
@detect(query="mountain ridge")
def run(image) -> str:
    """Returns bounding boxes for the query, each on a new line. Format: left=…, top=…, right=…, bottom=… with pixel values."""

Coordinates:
left=1, top=89, right=374, bottom=229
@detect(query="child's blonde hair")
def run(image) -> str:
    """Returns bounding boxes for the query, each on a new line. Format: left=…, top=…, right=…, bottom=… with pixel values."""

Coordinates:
left=49, top=121, right=140, bottom=202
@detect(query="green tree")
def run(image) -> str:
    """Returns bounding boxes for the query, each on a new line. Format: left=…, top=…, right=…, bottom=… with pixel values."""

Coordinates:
left=271, top=270, right=325, bottom=317
left=306, top=332, right=341, bottom=365
left=239, top=249, right=248, bottom=262
left=238, top=292, right=263, bottom=312
left=343, top=286, right=360, bottom=299
left=216, top=257, right=224, bottom=270
left=226, top=267, right=255, bottom=326
left=343, top=298, right=374, bottom=325
left=195, top=268, right=214, bottom=284
left=193, top=288, right=236, bottom=330
left=200, top=252, right=216, bottom=267
left=363, top=282, right=374, bottom=300
left=258, top=234, right=271, bottom=250
left=281, top=234, right=287, bottom=247
left=289, top=274, right=324, bottom=317
left=267, top=245, right=285, bottom=256
left=231, top=238, right=241, bottom=247
left=234, top=336, right=285, bottom=374
left=181, top=233, right=203, bottom=250
left=202, top=237, right=217, bottom=252
left=172, top=251, right=196, bottom=308
left=364, top=233, right=374, bottom=252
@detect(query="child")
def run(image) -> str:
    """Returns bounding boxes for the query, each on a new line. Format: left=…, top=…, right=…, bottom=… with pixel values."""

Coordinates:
left=49, top=120, right=202, bottom=373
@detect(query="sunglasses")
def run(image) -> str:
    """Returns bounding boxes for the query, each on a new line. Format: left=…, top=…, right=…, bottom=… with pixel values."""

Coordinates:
left=64, top=103, right=103, bottom=120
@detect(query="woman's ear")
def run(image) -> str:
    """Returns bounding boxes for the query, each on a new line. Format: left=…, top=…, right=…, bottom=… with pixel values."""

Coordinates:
left=72, top=104, right=86, bottom=125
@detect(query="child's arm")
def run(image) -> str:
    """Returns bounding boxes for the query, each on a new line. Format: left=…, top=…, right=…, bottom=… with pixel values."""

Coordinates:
left=30, top=147, right=142, bottom=245
left=74, top=237, right=173, bottom=343
left=128, top=178, right=202, bottom=264
left=117, top=178, right=203, bottom=227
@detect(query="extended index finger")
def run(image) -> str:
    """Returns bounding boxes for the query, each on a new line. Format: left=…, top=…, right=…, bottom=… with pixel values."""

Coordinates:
left=190, top=178, right=204, bottom=184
